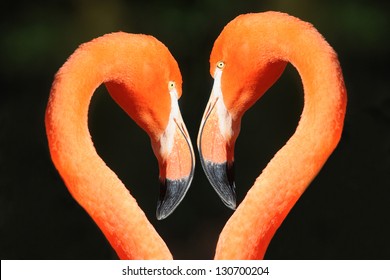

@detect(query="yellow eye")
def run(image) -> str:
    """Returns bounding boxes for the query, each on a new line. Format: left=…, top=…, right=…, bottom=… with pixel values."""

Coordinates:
left=168, top=81, right=175, bottom=90
left=217, top=61, right=225, bottom=69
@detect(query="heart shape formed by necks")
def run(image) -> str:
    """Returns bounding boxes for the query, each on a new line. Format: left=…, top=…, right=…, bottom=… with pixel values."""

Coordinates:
left=46, top=11, right=346, bottom=260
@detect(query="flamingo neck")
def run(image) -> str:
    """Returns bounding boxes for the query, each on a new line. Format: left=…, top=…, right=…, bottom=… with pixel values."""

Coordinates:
left=215, top=12, right=347, bottom=259
left=45, top=33, right=172, bottom=259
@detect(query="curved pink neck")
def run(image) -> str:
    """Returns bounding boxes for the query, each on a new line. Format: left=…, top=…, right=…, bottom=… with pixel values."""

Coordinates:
left=215, top=13, right=347, bottom=259
left=45, top=34, right=172, bottom=259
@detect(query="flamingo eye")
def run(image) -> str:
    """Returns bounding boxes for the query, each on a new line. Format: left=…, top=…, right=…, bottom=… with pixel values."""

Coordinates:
left=168, top=81, right=176, bottom=90
left=217, top=61, right=225, bottom=69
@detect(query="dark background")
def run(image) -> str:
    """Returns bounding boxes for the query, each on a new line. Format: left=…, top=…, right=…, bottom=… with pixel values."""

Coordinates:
left=1, top=0, right=389, bottom=259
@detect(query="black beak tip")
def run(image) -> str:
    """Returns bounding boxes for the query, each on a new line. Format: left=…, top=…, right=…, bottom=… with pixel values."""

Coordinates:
left=200, top=157, right=237, bottom=210
left=156, top=176, right=192, bottom=220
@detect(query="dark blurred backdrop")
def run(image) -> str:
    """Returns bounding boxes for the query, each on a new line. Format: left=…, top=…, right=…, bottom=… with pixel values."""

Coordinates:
left=1, top=0, right=389, bottom=259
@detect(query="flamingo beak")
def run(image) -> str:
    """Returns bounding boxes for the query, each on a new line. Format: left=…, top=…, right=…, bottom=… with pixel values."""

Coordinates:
left=197, top=69, right=237, bottom=210
left=153, top=90, right=195, bottom=220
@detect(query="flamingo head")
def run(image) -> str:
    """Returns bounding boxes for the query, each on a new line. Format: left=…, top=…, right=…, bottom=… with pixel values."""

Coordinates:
left=197, top=14, right=287, bottom=208
left=104, top=34, right=195, bottom=219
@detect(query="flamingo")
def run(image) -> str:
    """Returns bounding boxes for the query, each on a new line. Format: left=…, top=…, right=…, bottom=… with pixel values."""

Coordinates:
left=198, top=12, right=347, bottom=259
left=45, top=32, right=195, bottom=259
